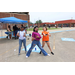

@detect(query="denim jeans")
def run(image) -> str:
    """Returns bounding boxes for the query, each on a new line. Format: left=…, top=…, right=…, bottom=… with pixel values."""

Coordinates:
left=26, top=40, right=48, bottom=57
left=19, top=39, right=27, bottom=54
left=14, top=30, right=18, bottom=38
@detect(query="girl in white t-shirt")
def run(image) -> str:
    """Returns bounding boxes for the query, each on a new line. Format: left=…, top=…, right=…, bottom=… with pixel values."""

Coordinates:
left=17, top=27, right=27, bottom=55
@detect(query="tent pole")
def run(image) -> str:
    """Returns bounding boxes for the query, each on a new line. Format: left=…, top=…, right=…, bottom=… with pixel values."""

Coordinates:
left=0, top=22, right=2, bottom=39
left=27, top=14, right=29, bottom=33
left=1, top=23, right=3, bottom=38
left=11, top=24, right=12, bottom=39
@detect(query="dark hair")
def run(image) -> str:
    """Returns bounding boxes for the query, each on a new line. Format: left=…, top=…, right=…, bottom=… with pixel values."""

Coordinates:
left=33, top=26, right=38, bottom=32
left=20, top=27, right=24, bottom=31
left=15, top=25, right=16, bottom=27
left=8, top=25, right=11, bottom=31
left=21, top=27, right=24, bottom=29
left=44, top=26, right=47, bottom=31
left=21, top=24, right=23, bottom=27
left=8, top=25, right=10, bottom=28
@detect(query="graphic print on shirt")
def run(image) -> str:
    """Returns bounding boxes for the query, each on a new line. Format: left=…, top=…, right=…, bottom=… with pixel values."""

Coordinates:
left=42, top=31, right=49, bottom=41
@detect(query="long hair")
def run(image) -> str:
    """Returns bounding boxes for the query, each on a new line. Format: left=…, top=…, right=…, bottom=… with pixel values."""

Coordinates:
left=43, top=26, right=47, bottom=31
left=8, top=25, right=10, bottom=28
left=33, top=26, right=38, bottom=32
left=8, top=25, right=11, bottom=31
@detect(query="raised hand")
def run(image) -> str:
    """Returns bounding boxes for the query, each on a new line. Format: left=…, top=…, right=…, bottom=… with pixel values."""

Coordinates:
left=36, top=36, right=39, bottom=38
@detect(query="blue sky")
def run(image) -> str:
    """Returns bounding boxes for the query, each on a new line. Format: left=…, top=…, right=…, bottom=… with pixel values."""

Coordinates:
left=29, top=12, right=75, bottom=23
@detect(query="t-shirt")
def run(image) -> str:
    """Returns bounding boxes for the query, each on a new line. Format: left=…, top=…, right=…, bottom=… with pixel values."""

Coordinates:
left=13, top=26, right=18, bottom=31
left=32, top=32, right=41, bottom=41
left=42, top=31, right=49, bottom=41
left=18, top=31, right=26, bottom=40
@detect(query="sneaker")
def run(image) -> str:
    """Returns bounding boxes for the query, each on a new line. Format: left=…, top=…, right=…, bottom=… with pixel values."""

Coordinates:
left=39, top=51, right=41, bottom=54
left=26, top=56, right=28, bottom=58
left=47, top=54, right=50, bottom=56
left=51, top=52, right=54, bottom=55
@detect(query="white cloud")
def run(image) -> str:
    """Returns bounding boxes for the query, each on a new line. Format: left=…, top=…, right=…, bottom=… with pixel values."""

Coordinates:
left=29, top=12, right=75, bottom=23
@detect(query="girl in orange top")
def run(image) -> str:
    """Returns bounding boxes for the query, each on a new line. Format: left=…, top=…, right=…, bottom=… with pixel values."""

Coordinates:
left=39, top=27, right=54, bottom=55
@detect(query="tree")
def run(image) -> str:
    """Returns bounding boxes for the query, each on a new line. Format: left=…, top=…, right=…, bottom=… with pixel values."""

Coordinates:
left=30, top=22, right=33, bottom=24
left=38, top=20, right=42, bottom=23
left=35, top=20, right=42, bottom=24
left=36, top=21, right=39, bottom=24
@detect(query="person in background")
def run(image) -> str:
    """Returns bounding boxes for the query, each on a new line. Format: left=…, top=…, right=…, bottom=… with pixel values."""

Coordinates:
left=39, top=27, right=54, bottom=55
left=17, top=27, right=27, bottom=55
left=49, top=24, right=50, bottom=29
left=24, top=27, right=27, bottom=34
left=26, top=26, right=50, bottom=58
left=13, top=25, right=19, bottom=39
left=25, top=24, right=28, bottom=33
left=43, top=24, right=46, bottom=27
left=21, top=24, right=24, bottom=27
left=7, top=25, right=12, bottom=39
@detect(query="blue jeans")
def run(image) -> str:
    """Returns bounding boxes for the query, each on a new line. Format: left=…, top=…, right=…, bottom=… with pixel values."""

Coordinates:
left=14, top=30, right=18, bottom=38
left=19, top=39, right=27, bottom=54
left=26, top=40, right=48, bottom=57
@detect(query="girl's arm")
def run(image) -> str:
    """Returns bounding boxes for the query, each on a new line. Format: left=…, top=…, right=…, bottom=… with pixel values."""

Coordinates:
left=32, top=37, right=35, bottom=41
left=23, top=33, right=26, bottom=37
left=48, top=33, right=51, bottom=36
left=43, top=33, right=47, bottom=36
left=42, top=32, right=45, bottom=36
left=36, top=33, right=41, bottom=38
left=43, top=33, right=45, bottom=36
left=17, top=32, right=20, bottom=37
left=17, top=31, right=20, bottom=37
left=7, top=28, right=11, bottom=32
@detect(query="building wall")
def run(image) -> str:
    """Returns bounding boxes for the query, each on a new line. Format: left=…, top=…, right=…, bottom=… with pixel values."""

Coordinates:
left=0, top=12, right=30, bottom=29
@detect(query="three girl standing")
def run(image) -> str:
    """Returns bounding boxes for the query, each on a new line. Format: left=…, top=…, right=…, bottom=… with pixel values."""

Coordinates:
left=17, top=26, right=54, bottom=57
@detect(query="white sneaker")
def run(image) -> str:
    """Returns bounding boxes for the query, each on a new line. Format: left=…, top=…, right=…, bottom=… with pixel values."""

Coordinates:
left=26, top=56, right=28, bottom=58
left=47, top=54, right=50, bottom=56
